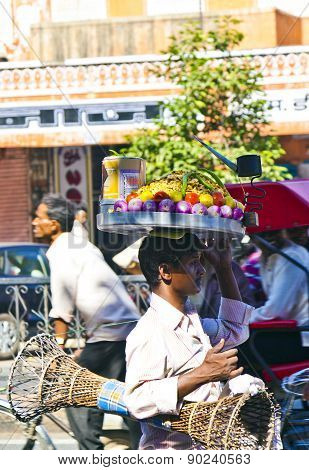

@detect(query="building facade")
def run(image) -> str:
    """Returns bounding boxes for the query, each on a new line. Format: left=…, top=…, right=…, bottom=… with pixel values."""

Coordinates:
left=0, top=1, right=308, bottom=242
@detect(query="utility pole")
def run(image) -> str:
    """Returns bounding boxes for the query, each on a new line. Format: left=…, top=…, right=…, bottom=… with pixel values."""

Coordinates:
left=199, top=0, right=203, bottom=30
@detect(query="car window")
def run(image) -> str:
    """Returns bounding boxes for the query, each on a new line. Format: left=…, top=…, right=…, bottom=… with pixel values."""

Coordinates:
left=5, top=247, right=49, bottom=278
left=39, top=248, right=50, bottom=276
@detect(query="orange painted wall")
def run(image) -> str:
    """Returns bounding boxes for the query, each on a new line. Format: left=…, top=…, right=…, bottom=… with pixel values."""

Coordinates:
left=106, top=0, right=145, bottom=17
left=276, top=10, right=302, bottom=46
left=279, top=136, right=309, bottom=165
left=207, top=0, right=257, bottom=11
left=301, top=17, right=309, bottom=45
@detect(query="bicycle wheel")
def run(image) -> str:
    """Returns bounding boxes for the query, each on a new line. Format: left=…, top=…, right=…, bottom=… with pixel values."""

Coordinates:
left=282, top=368, right=309, bottom=397
left=0, top=399, right=54, bottom=450
left=0, top=314, right=20, bottom=360
left=281, top=409, right=309, bottom=450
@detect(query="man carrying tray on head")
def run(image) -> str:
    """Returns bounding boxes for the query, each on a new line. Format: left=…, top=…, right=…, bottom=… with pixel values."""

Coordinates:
left=124, top=231, right=256, bottom=450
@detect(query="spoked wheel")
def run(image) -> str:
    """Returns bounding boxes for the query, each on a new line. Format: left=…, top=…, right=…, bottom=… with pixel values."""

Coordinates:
left=282, top=413, right=309, bottom=450
left=0, top=399, right=54, bottom=450
left=0, top=314, right=20, bottom=360
left=281, top=369, right=309, bottom=450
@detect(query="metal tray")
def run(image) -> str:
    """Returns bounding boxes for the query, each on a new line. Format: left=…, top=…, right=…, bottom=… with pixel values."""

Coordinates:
left=97, top=212, right=245, bottom=238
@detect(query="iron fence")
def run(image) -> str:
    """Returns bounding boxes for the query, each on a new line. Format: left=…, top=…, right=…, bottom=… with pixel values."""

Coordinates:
left=0, top=275, right=150, bottom=359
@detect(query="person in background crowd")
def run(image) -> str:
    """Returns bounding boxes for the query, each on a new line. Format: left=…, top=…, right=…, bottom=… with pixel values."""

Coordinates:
left=112, top=239, right=150, bottom=315
left=32, top=193, right=141, bottom=450
left=286, top=226, right=309, bottom=251
left=112, top=239, right=143, bottom=275
left=241, top=249, right=266, bottom=308
left=249, top=230, right=308, bottom=326
left=238, top=229, right=309, bottom=372
left=72, top=203, right=89, bottom=241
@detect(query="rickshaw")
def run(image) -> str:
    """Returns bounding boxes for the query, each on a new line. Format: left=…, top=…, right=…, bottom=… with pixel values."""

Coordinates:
left=228, top=179, right=309, bottom=450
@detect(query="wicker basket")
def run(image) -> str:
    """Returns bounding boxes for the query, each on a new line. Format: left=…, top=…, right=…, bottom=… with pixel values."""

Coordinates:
left=8, top=334, right=279, bottom=450
left=166, top=392, right=276, bottom=449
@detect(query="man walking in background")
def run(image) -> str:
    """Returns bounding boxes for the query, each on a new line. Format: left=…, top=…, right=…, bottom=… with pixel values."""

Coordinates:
left=32, top=193, right=141, bottom=450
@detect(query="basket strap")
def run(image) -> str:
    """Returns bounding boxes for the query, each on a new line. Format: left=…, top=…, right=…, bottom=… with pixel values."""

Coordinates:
left=187, top=402, right=199, bottom=437
left=68, top=367, right=87, bottom=405
left=38, top=353, right=66, bottom=404
left=206, top=396, right=225, bottom=448
left=223, top=393, right=248, bottom=449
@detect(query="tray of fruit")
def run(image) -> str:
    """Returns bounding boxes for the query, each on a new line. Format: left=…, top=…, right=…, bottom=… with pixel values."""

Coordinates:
left=97, top=170, right=246, bottom=237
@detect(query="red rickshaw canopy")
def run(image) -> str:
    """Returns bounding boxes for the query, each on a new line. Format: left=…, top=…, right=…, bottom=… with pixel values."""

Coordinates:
left=227, top=179, right=309, bottom=233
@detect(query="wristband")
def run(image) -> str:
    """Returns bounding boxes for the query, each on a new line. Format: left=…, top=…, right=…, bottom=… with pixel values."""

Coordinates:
left=56, top=337, right=65, bottom=346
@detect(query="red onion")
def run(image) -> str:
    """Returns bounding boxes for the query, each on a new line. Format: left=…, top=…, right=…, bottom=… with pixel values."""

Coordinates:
left=142, top=200, right=157, bottom=212
left=220, top=205, right=233, bottom=219
left=158, top=199, right=176, bottom=213
left=175, top=200, right=192, bottom=214
left=207, top=205, right=221, bottom=217
left=128, top=198, right=143, bottom=212
left=114, top=199, right=128, bottom=212
left=232, top=207, right=244, bottom=221
left=192, top=203, right=208, bottom=215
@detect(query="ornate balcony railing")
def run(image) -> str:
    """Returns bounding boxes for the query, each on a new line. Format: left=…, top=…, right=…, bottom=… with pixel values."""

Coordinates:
left=0, top=275, right=150, bottom=359
left=0, top=47, right=308, bottom=95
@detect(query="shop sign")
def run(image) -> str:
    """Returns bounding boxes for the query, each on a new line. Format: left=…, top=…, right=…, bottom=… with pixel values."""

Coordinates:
left=266, top=88, right=309, bottom=122
left=58, top=147, right=88, bottom=205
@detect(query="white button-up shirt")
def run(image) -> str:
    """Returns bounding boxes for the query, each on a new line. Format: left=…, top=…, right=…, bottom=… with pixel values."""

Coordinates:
left=125, top=292, right=253, bottom=449
left=47, top=232, right=140, bottom=342
left=250, top=242, right=309, bottom=326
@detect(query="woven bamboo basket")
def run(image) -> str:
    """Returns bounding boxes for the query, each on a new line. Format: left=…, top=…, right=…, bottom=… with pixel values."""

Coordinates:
left=8, top=334, right=279, bottom=450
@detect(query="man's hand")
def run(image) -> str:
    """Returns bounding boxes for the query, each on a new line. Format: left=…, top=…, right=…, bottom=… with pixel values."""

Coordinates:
left=196, top=339, right=243, bottom=382
left=201, top=234, right=242, bottom=302
left=201, top=234, right=232, bottom=271
left=73, top=348, right=83, bottom=362
left=53, top=318, right=69, bottom=350
left=177, top=339, right=243, bottom=400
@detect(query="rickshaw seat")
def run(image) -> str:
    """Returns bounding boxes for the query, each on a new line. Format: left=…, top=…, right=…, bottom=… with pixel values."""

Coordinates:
left=250, top=319, right=298, bottom=330
left=262, top=360, right=309, bottom=382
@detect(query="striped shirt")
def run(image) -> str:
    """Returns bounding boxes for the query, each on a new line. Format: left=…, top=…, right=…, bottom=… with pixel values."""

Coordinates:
left=125, top=292, right=253, bottom=450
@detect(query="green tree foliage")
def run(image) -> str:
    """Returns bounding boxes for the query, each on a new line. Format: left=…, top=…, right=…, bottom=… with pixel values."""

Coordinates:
left=122, top=17, right=290, bottom=182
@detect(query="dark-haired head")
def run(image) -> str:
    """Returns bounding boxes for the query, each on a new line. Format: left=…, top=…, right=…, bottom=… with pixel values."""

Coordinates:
left=253, top=229, right=286, bottom=253
left=41, top=194, right=75, bottom=232
left=138, top=232, right=206, bottom=296
left=32, top=193, right=75, bottom=243
left=74, top=202, right=88, bottom=225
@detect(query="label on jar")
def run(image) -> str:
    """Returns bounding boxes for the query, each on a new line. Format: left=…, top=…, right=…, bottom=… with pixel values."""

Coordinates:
left=120, top=169, right=140, bottom=198
left=104, top=167, right=118, bottom=199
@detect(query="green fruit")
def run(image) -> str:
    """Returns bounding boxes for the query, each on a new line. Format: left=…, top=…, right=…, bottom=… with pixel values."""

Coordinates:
left=139, top=190, right=154, bottom=202
left=235, top=201, right=245, bottom=211
left=225, top=196, right=236, bottom=209
left=170, top=191, right=183, bottom=203
left=199, top=193, right=214, bottom=207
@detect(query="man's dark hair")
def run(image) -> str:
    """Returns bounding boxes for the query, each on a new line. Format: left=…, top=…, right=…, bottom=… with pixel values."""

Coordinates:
left=75, top=202, right=88, bottom=214
left=257, top=229, right=286, bottom=249
left=138, top=232, right=204, bottom=289
left=41, top=193, right=75, bottom=232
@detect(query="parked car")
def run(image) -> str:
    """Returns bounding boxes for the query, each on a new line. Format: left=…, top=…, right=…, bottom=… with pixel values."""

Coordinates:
left=0, top=243, right=50, bottom=359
